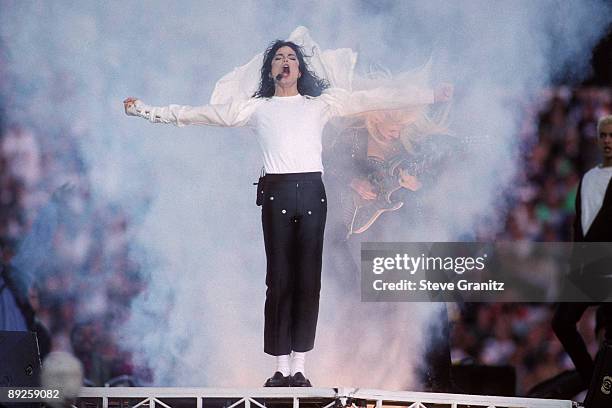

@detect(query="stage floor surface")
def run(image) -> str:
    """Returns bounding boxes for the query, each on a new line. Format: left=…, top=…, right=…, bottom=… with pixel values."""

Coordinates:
left=77, top=387, right=575, bottom=408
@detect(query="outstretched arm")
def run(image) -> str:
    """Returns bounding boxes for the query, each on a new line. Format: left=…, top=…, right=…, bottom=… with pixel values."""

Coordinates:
left=321, top=83, right=453, bottom=118
left=123, top=97, right=258, bottom=128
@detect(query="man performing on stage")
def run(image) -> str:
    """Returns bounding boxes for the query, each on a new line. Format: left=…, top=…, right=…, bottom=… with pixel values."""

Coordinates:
left=124, top=27, right=452, bottom=387
left=552, top=114, right=612, bottom=392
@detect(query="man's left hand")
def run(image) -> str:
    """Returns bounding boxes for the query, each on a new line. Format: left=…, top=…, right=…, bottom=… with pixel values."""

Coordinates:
left=399, top=170, right=422, bottom=191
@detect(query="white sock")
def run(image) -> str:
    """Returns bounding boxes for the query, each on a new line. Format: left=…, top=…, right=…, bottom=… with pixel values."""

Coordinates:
left=276, top=354, right=290, bottom=376
left=291, top=351, right=306, bottom=375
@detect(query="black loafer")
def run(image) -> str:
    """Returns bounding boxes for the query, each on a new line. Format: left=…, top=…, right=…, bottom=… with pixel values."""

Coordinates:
left=264, top=371, right=291, bottom=387
left=291, top=372, right=312, bottom=387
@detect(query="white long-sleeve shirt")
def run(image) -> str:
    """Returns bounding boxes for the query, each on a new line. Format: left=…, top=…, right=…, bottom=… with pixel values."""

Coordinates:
left=128, top=86, right=434, bottom=174
left=581, top=165, right=612, bottom=234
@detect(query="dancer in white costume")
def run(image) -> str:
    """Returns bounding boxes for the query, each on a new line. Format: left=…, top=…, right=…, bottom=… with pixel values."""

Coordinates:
left=124, top=27, right=452, bottom=387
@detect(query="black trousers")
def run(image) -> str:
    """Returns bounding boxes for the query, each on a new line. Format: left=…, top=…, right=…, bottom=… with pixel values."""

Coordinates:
left=552, top=302, right=612, bottom=386
left=261, top=172, right=327, bottom=356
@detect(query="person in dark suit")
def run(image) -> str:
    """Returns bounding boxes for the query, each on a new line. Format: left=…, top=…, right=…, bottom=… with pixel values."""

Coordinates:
left=552, top=114, right=612, bottom=389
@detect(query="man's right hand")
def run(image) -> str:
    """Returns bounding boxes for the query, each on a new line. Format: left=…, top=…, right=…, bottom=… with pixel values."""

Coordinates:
left=123, top=97, right=140, bottom=115
left=350, top=178, right=377, bottom=200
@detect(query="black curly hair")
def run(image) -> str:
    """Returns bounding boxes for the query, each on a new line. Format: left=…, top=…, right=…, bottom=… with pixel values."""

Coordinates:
left=253, top=40, right=329, bottom=98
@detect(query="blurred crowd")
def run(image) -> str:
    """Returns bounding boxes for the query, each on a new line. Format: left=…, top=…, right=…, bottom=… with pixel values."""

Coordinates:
left=499, top=87, right=610, bottom=242
left=454, top=87, right=611, bottom=394
left=0, top=123, right=145, bottom=385
left=0, top=86, right=610, bottom=391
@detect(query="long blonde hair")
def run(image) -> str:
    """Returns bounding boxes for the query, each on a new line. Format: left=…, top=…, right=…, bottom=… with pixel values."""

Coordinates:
left=364, top=107, right=449, bottom=153
left=353, top=60, right=451, bottom=152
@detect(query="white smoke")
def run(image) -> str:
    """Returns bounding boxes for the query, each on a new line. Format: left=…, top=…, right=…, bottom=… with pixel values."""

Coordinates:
left=1, top=0, right=610, bottom=388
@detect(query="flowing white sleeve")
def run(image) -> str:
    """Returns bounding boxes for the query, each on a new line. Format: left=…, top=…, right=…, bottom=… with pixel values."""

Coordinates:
left=320, top=86, right=435, bottom=118
left=127, top=98, right=259, bottom=128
